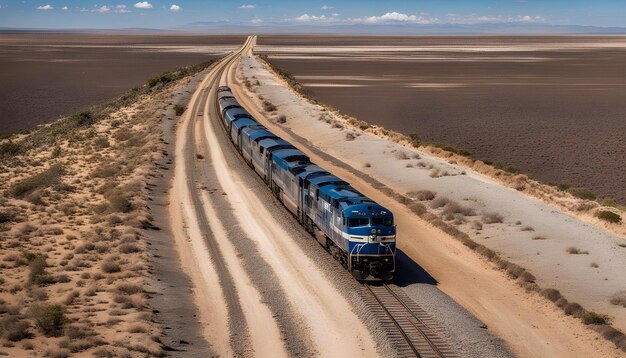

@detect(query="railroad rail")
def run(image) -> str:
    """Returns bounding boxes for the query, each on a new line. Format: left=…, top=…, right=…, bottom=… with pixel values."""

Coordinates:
left=363, top=284, right=457, bottom=358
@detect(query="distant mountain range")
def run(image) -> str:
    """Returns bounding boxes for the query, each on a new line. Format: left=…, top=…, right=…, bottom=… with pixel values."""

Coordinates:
left=2, top=22, right=626, bottom=35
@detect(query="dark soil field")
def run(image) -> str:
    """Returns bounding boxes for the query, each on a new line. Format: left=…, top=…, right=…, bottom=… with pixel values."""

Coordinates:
left=257, top=35, right=626, bottom=204
left=0, top=34, right=246, bottom=133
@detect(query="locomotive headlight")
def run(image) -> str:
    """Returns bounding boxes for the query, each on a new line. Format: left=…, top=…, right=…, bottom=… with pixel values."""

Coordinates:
left=371, top=229, right=376, bottom=234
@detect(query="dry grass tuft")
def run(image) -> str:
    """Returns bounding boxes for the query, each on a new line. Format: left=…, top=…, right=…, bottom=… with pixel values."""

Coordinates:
left=481, top=212, right=504, bottom=224
left=407, top=190, right=436, bottom=201
left=566, top=246, right=589, bottom=255
left=610, top=291, right=626, bottom=307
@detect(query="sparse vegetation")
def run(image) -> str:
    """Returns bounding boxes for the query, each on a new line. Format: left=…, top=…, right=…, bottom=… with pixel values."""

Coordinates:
left=481, top=212, right=504, bottom=224
left=345, top=132, right=356, bottom=141
left=262, top=100, right=277, bottom=112
left=581, top=311, right=611, bottom=325
left=408, top=190, right=436, bottom=201
left=10, top=164, right=65, bottom=199
left=609, top=291, right=626, bottom=307
left=569, top=188, right=596, bottom=200
left=566, top=246, right=589, bottom=255
left=173, top=104, right=186, bottom=116
left=407, top=133, right=421, bottom=148
left=277, top=114, right=287, bottom=124
left=31, top=304, right=67, bottom=336
left=595, top=210, right=622, bottom=224
left=532, top=236, right=548, bottom=240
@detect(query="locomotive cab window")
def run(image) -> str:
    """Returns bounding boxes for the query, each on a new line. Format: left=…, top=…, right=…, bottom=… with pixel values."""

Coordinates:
left=372, top=217, right=394, bottom=227
left=348, top=218, right=370, bottom=227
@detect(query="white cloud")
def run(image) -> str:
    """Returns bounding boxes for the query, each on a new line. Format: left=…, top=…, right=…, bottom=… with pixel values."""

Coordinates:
left=295, top=13, right=329, bottom=22
left=331, top=13, right=339, bottom=17
left=321, top=5, right=333, bottom=10
left=251, top=18, right=262, bottom=24
left=239, top=4, right=255, bottom=9
left=446, top=13, right=544, bottom=24
left=358, top=12, right=438, bottom=24
left=134, top=1, right=152, bottom=9
left=169, top=4, right=181, bottom=11
left=61, top=6, right=68, bottom=10
left=36, top=4, right=53, bottom=10
left=93, top=4, right=130, bottom=13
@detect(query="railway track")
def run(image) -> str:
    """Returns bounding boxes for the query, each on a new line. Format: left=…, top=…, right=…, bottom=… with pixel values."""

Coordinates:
left=363, top=284, right=457, bottom=358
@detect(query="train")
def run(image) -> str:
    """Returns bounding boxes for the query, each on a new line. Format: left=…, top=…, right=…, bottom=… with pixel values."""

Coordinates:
left=216, top=85, right=396, bottom=281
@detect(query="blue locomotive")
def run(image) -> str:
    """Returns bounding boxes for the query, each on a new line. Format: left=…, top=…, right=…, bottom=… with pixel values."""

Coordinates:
left=217, top=86, right=396, bottom=280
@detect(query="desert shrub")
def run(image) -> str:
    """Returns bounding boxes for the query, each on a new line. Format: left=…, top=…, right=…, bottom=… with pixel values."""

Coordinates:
left=556, top=183, right=570, bottom=191
left=108, top=194, right=132, bottom=213
left=117, top=284, right=142, bottom=295
left=581, top=311, right=611, bottom=325
left=91, top=165, right=118, bottom=178
left=0, top=141, right=23, bottom=158
left=277, top=115, right=287, bottom=124
left=521, top=226, right=534, bottom=231
left=101, top=261, right=120, bottom=274
left=563, top=302, right=584, bottom=317
left=518, top=271, right=536, bottom=283
left=363, top=162, right=371, bottom=168
left=532, top=236, right=548, bottom=240
left=471, top=220, right=483, bottom=230
left=70, top=111, right=94, bottom=127
left=0, top=211, right=16, bottom=224
left=430, top=196, right=449, bottom=209
left=119, top=243, right=140, bottom=254
left=407, top=133, right=421, bottom=148
left=610, top=291, right=626, bottom=307
left=394, top=151, right=409, bottom=160
left=2, top=318, right=33, bottom=342
left=10, top=164, right=65, bottom=198
left=566, top=246, right=589, bottom=255
left=595, top=210, right=622, bottom=224
left=31, top=304, right=67, bottom=336
left=63, top=290, right=80, bottom=305
left=43, top=348, right=70, bottom=358
left=408, top=190, right=436, bottom=201
left=432, top=143, right=471, bottom=157
left=93, top=137, right=109, bottom=149
left=262, top=100, right=277, bottom=112
left=541, top=288, right=562, bottom=302
left=481, top=212, right=503, bottom=224
left=442, top=202, right=476, bottom=217
left=173, top=104, right=186, bottom=116
left=345, top=132, right=356, bottom=141
left=128, top=325, right=147, bottom=333
left=28, top=256, right=55, bottom=286
left=569, top=188, right=596, bottom=200
left=590, top=262, right=599, bottom=268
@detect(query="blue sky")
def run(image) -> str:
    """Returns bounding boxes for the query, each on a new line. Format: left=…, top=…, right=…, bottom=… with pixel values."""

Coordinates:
left=0, top=0, right=625, bottom=29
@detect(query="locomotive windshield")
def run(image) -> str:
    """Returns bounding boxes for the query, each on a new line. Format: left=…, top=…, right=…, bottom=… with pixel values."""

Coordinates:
left=372, top=217, right=394, bottom=227
left=348, top=218, right=370, bottom=227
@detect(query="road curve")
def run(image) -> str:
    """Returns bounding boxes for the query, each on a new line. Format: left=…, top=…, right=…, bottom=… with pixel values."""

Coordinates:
left=169, top=36, right=380, bottom=357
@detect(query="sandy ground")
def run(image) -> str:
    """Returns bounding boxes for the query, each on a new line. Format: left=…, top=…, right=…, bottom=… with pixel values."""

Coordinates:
left=168, top=38, right=381, bottom=357
left=235, top=52, right=626, bottom=357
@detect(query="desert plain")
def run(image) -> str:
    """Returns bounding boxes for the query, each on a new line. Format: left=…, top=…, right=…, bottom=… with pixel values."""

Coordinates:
left=257, top=35, right=626, bottom=204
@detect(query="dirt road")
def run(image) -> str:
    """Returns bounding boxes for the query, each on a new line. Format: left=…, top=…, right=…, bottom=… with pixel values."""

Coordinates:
left=169, top=36, right=380, bottom=357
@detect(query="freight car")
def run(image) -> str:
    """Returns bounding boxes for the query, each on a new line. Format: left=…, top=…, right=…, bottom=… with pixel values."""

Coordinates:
left=215, top=86, right=396, bottom=281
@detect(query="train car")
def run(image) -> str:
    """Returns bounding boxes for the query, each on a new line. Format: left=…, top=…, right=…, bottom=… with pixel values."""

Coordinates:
left=222, top=107, right=252, bottom=132
left=269, top=148, right=311, bottom=215
left=253, top=138, right=294, bottom=182
left=218, top=98, right=242, bottom=117
left=240, top=127, right=275, bottom=165
left=218, top=90, right=234, bottom=101
left=304, top=178, right=396, bottom=280
left=214, top=86, right=396, bottom=281
left=230, top=118, right=259, bottom=148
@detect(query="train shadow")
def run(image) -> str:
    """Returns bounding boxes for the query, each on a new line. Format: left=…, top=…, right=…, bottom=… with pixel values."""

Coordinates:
left=391, top=249, right=438, bottom=287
